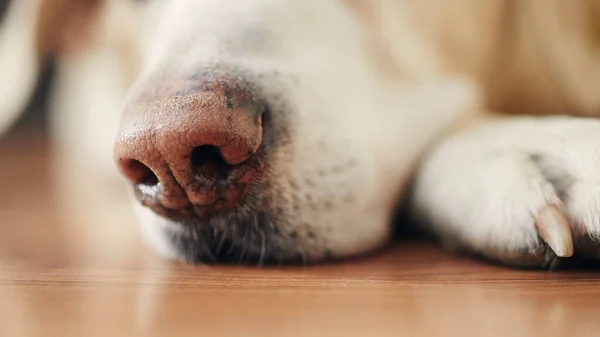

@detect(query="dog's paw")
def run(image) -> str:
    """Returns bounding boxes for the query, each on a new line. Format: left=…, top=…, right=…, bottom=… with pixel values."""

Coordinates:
left=410, top=116, right=600, bottom=267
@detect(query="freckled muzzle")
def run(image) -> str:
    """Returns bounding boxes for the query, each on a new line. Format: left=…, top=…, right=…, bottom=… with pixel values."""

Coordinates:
left=114, top=75, right=267, bottom=221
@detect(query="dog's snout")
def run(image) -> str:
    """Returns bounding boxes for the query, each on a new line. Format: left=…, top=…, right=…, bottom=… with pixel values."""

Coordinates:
left=114, top=77, right=266, bottom=220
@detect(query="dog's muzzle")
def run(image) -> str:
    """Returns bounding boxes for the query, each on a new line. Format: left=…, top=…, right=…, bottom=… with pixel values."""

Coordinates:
left=114, top=74, right=267, bottom=222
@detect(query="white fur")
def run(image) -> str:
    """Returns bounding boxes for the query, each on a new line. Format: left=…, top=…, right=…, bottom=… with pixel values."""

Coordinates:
left=127, top=0, right=480, bottom=260
left=49, top=0, right=142, bottom=177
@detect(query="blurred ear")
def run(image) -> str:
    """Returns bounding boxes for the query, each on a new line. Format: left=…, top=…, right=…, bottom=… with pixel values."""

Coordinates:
left=36, top=0, right=102, bottom=59
left=0, top=0, right=102, bottom=138
left=0, top=0, right=39, bottom=136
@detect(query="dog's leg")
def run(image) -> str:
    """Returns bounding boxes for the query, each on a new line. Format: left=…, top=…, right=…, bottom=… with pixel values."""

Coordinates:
left=410, top=113, right=600, bottom=267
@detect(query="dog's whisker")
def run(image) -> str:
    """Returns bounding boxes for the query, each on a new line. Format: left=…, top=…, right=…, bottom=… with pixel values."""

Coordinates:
left=257, top=230, right=266, bottom=267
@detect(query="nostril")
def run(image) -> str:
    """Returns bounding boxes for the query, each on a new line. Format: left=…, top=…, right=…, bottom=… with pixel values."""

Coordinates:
left=120, top=159, right=159, bottom=186
left=191, top=145, right=230, bottom=174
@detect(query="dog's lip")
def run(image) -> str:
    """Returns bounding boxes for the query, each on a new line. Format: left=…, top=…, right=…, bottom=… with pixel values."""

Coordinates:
left=135, top=185, right=234, bottom=222
left=137, top=200, right=215, bottom=224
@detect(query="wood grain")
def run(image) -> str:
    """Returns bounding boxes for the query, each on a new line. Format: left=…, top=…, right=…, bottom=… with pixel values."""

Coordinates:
left=1, top=134, right=600, bottom=337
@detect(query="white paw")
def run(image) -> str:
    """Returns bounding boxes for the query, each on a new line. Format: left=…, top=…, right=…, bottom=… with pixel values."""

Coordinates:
left=410, top=116, right=600, bottom=267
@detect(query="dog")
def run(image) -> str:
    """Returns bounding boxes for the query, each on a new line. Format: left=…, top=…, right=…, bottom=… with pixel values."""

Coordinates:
left=0, top=0, right=599, bottom=267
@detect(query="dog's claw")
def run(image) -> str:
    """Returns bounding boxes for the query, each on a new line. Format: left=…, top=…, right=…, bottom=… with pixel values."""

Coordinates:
left=534, top=205, right=574, bottom=258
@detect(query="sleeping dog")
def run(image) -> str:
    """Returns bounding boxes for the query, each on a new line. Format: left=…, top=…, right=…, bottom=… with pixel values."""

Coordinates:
left=0, top=0, right=599, bottom=267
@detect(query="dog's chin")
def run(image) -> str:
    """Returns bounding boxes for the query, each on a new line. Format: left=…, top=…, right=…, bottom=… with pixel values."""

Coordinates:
left=133, top=202, right=321, bottom=265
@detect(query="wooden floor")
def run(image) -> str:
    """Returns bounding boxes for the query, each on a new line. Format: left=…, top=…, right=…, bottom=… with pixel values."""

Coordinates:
left=1, top=134, right=600, bottom=337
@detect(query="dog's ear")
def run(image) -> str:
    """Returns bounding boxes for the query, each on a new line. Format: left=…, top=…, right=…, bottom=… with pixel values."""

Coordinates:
left=36, top=0, right=103, bottom=59
left=0, top=0, right=103, bottom=138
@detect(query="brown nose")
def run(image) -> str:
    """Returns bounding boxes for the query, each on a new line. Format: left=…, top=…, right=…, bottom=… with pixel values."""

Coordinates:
left=114, top=77, right=266, bottom=220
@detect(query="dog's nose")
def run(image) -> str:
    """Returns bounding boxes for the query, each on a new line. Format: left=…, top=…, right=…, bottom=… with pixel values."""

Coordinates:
left=114, top=78, right=266, bottom=220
